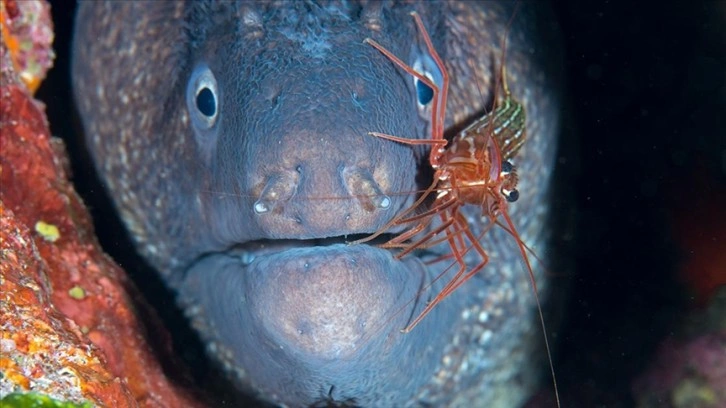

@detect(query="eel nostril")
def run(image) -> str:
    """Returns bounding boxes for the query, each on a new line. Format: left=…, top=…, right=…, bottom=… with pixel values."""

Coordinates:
left=254, top=201, right=270, bottom=214
left=253, top=172, right=299, bottom=215
left=342, top=167, right=391, bottom=212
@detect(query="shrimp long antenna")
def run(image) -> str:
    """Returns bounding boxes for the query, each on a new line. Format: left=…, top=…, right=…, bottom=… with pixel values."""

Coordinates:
left=502, top=209, right=560, bottom=407
left=498, top=1, right=521, bottom=98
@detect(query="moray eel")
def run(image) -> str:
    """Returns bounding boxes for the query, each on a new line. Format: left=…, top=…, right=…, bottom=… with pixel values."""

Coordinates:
left=72, top=1, right=562, bottom=407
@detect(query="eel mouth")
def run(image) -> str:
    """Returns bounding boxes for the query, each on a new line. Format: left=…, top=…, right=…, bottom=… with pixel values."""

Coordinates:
left=178, top=234, right=459, bottom=405
left=183, top=234, right=434, bottom=355
left=226, top=233, right=402, bottom=265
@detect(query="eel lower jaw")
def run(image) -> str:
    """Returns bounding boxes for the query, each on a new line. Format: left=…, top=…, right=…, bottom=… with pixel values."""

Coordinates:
left=176, top=238, right=456, bottom=405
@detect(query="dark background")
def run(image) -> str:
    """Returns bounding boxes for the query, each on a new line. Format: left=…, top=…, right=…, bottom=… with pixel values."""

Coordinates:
left=40, top=1, right=726, bottom=407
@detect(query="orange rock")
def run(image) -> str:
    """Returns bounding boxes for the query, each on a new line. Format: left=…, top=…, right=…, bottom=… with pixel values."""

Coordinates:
left=0, top=1, right=205, bottom=406
left=0, top=0, right=55, bottom=93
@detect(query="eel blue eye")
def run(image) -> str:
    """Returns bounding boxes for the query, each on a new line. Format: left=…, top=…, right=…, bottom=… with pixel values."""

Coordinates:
left=187, top=64, right=219, bottom=130
left=412, top=54, right=443, bottom=108
left=415, top=78, right=434, bottom=105
left=196, top=87, right=217, bottom=117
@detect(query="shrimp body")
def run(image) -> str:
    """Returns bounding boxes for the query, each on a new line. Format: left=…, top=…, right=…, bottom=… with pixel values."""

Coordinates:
left=438, top=90, right=525, bottom=208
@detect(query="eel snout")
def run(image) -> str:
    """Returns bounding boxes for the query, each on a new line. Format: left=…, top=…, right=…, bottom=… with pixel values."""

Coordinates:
left=248, top=128, right=403, bottom=239
left=179, top=244, right=455, bottom=406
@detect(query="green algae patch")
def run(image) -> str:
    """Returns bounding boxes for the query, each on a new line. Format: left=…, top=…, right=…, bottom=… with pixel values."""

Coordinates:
left=67, top=285, right=86, bottom=300
left=0, top=393, right=93, bottom=408
left=34, top=221, right=60, bottom=242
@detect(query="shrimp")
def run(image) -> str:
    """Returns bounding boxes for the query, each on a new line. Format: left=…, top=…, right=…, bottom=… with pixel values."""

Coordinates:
left=356, top=5, right=561, bottom=406
left=354, top=10, right=519, bottom=330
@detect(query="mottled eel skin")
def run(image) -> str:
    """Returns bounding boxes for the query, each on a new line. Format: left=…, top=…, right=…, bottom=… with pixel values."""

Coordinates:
left=72, top=1, right=561, bottom=407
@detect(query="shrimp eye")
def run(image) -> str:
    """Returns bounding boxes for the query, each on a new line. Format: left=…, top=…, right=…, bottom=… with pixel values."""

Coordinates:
left=501, top=160, right=514, bottom=174
left=415, top=78, right=434, bottom=105
left=187, top=64, right=219, bottom=130
left=503, top=188, right=519, bottom=203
